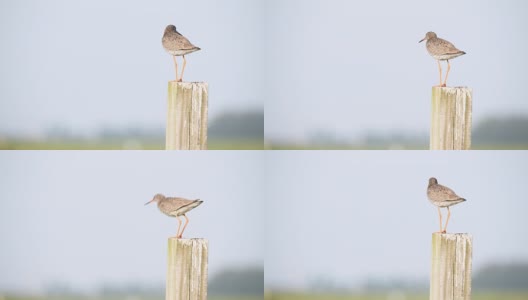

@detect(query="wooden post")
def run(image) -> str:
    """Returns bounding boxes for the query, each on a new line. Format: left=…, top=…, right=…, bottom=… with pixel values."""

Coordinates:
left=166, top=82, right=208, bottom=150
left=430, top=87, right=472, bottom=150
left=430, top=233, right=472, bottom=300
left=166, top=238, right=208, bottom=300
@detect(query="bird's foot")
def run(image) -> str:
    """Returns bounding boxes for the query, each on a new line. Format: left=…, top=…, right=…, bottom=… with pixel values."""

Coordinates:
left=177, top=234, right=183, bottom=238
left=177, top=78, right=183, bottom=82
left=441, top=230, right=447, bottom=234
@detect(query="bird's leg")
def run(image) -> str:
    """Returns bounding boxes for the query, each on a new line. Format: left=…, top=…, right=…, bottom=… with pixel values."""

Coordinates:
left=178, top=55, right=187, bottom=82
left=443, top=207, right=451, bottom=233
left=172, top=56, right=179, bottom=82
left=178, top=214, right=189, bottom=238
left=437, top=207, right=443, bottom=233
left=436, top=60, right=444, bottom=87
left=443, top=60, right=451, bottom=87
left=175, top=216, right=182, bottom=238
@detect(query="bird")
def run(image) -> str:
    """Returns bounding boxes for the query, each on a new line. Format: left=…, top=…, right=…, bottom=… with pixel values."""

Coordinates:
left=419, top=32, right=466, bottom=87
left=427, top=177, right=466, bottom=233
left=162, top=25, right=201, bottom=82
left=145, top=193, right=203, bottom=238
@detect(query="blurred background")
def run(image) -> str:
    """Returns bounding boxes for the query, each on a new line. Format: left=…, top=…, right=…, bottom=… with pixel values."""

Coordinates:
left=265, top=151, right=528, bottom=299
left=263, top=0, right=528, bottom=149
left=0, top=151, right=263, bottom=300
left=0, top=0, right=264, bottom=149
left=3, top=0, right=527, bottom=150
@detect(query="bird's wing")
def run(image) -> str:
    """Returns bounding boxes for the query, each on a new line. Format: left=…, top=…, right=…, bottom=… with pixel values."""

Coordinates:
left=434, top=184, right=463, bottom=201
left=162, top=197, right=197, bottom=214
left=174, top=31, right=198, bottom=50
left=436, top=38, right=463, bottom=55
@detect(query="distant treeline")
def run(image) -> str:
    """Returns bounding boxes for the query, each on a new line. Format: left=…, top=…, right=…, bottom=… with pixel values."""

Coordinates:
left=43, top=109, right=264, bottom=142
left=209, top=267, right=264, bottom=295
left=473, top=116, right=528, bottom=146
left=209, top=110, right=264, bottom=140
left=307, top=115, right=528, bottom=148
left=43, top=266, right=263, bottom=297
left=97, top=267, right=264, bottom=296
left=473, top=262, right=528, bottom=291
left=319, top=261, right=528, bottom=293
left=33, top=262, right=528, bottom=296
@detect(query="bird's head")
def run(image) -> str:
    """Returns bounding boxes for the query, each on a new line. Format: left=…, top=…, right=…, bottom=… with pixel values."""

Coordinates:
left=145, top=193, right=165, bottom=205
left=165, top=24, right=177, bottom=33
left=419, top=31, right=437, bottom=43
left=428, top=177, right=438, bottom=186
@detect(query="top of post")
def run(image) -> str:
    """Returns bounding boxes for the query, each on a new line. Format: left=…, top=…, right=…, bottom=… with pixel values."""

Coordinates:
left=168, top=81, right=208, bottom=85
left=432, top=232, right=472, bottom=241
left=167, top=81, right=209, bottom=91
left=431, top=86, right=472, bottom=94
left=168, top=237, right=208, bottom=245
left=168, top=237, right=207, bottom=241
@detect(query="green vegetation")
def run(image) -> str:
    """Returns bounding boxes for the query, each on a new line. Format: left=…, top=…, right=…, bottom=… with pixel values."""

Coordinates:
left=0, top=139, right=264, bottom=150
left=265, top=292, right=528, bottom=300
left=2, top=296, right=263, bottom=300
left=4, top=139, right=527, bottom=150
left=267, top=143, right=528, bottom=150
left=5, top=293, right=528, bottom=300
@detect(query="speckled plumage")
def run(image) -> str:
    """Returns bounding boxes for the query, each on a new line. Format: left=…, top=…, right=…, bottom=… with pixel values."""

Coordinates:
left=419, top=32, right=466, bottom=87
left=422, top=32, right=465, bottom=61
left=427, top=177, right=466, bottom=233
left=427, top=177, right=466, bottom=207
left=162, top=25, right=200, bottom=56
left=149, top=193, right=203, bottom=216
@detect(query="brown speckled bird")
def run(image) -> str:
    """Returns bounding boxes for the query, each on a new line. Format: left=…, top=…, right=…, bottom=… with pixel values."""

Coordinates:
left=427, top=177, right=466, bottom=233
left=162, top=25, right=201, bottom=82
left=145, top=193, right=203, bottom=238
left=419, top=32, right=466, bottom=87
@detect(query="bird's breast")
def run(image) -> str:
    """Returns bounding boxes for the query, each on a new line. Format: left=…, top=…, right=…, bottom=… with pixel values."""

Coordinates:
left=164, top=48, right=200, bottom=56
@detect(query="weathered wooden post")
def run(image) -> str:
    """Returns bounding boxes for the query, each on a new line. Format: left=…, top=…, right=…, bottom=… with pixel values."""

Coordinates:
left=430, top=87, right=472, bottom=150
left=166, top=82, right=208, bottom=150
left=166, top=238, right=208, bottom=300
left=430, top=233, right=472, bottom=300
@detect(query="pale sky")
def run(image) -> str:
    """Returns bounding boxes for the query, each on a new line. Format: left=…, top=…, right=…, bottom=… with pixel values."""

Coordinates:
left=1, top=151, right=527, bottom=292
left=3, top=0, right=527, bottom=141
left=265, top=151, right=528, bottom=290
left=0, top=151, right=263, bottom=293
left=1, top=0, right=527, bottom=295
left=0, top=0, right=263, bottom=136
left=264, top=0, right=528, bottom=141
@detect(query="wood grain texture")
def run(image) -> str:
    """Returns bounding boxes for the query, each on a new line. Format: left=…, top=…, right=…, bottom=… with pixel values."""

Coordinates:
left=166, top=82, right=208, bottom=150
left=166, top=238, right=208, bottom=300
left=430, top=233, right=472, bottom=300
left=430, top=87, right=472, bottom=150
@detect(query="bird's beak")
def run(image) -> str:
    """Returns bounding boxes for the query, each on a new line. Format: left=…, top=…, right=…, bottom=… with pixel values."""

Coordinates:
left=419, top=37, right=426, bottom=43
left=145, top=199, right=154, bottom=205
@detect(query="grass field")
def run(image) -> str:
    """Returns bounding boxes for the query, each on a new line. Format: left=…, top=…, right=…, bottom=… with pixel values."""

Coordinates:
left=0, top=139, right=264, bottom=150
left=2, top=139, right=526, bottom=150
left=265, top=292, right=528, bottom=300
left=4, top=293, right=528, bottom=300
left=267, top=143, right=528, bottom=150
left=1, top=295, right=263, bottom=300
